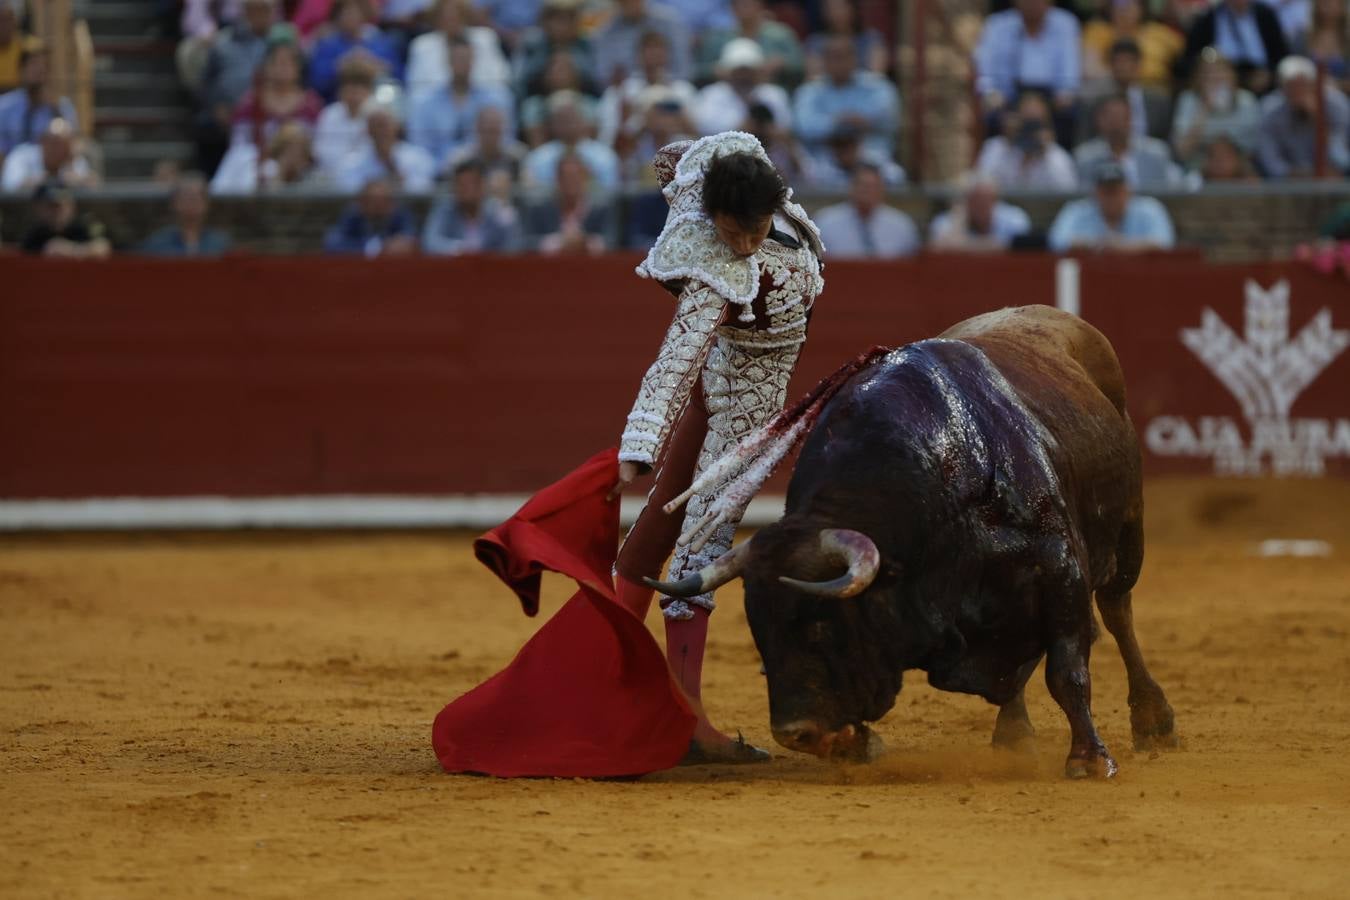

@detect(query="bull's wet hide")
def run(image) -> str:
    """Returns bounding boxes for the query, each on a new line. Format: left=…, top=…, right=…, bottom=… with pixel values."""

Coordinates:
left=740, top=307, right=1177, bottom=778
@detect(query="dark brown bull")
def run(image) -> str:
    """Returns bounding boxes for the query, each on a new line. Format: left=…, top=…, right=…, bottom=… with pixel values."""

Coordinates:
left=651, top=306, right=1177, bottom=778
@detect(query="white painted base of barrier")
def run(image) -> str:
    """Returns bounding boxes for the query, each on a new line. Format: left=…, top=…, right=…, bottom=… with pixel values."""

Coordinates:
left=0, top=495, right=790, bottom=531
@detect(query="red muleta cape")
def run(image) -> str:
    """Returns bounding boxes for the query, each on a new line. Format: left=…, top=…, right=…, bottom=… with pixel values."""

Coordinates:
left=431, top=448, right=697, bottom=777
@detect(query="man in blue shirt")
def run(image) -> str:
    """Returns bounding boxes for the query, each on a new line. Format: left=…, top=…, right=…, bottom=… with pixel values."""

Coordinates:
left=1048, top=162, right=1176, bottom=252
left=975, top=0, right=1081, bottom=146
left=307, top=0, right=404, bottom=102
left=793, top=34, right=899, bottom=166
left=0, top=40, right=77, bottom=159
left=139, top=173, right=233, bottom=257
left=324, top=176, right=420, bottom=256
left=409, top=37, right=514, bottom=173
left=421, top=159, right=524, bottom=255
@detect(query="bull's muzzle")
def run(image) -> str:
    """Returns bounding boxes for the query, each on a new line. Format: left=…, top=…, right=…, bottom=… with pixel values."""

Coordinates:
left=772, top=720, right=884, bottom=763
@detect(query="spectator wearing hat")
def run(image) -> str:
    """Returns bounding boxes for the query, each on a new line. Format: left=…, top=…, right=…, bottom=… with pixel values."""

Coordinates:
left=1178, top=0, right=1290, bottom=94
left=1080, top=39, right=1172, bottom=142
left=974, top=90, right=1079, bottom=190
left=1047, top=162, right=1176, bottom=252
left=794, top=33, right=899, bottom=169
left=410, top=36, right=514, bottom=173
left=308, top=0, right=403, bottom=102
left=338, top=102, right=437, bottom=193
left=1257, top=54, right=1350, bottom=176
left=314, top=55, right=378, bottom=180
left=1074, top=94, right=1183, bottom=189
left=140, top=173, right=233, bottom=257
left=521, top=91, right=619, bottom=190
left=523, top=153, right=613, bottom=255
left=514, top=0, right=596, bottom=101
left=593, top=0, right=691, bottom=86
left=1082, top=0, right=1183, bottom=89
left=1, top=117, right=97, bottom=193
left=975, top=0, right=1082, bottom=147
left=698, top=0, right=805, bottom=88
left=929, top=173, right=1033, bottom=253
left=443, top=105, right=527, bottom=185
left=814, top=164, right=920, bottom=260
left=211, top=120, right=329, bottom=193
left=324, top=176, right=419, bottom=256
left=21, top=180, right=111, bottom=258
left=694, top=38, right=793, bottom=136
left=1170, top=49, right=1262, bottom=169
left=0, top=0, right=30, bottom=94
left=407, top=0, right=511, bottom=101
left=421, top=158, right=524, bottom=255
left=597, top=30, right=697, bottom=149
left=0, top=38, right=78, bottom=162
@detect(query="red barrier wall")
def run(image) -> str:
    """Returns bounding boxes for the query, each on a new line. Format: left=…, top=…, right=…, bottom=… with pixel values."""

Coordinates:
left=3, top=254, right=1347, bottom=498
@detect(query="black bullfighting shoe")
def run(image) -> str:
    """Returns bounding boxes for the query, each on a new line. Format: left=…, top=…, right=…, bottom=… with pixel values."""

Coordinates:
left=678, top=733, right=772, bottom=766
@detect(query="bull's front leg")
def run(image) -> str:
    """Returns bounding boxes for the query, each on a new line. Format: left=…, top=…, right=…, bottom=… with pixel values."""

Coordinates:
left=1045, top=631, right=1116, bottom=779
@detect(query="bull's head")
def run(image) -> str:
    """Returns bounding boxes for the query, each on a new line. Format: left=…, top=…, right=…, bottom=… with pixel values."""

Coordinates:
left=646, top=520, right=902, bottom=763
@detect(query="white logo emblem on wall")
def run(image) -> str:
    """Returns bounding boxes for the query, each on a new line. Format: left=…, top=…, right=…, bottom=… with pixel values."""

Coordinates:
left=1145, top=280, right=1350, bottom=476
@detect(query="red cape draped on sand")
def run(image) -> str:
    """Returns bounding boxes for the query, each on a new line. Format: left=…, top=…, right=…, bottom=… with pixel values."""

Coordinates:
left=431, top=448, right=697, bottom=777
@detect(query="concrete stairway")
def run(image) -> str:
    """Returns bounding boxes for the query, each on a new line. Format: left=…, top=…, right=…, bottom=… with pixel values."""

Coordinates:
left=84, top=0, right=196, bottom=181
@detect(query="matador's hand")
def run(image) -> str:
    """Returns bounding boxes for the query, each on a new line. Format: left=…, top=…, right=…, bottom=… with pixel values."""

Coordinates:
left=607, top=460, right=642, bottom=501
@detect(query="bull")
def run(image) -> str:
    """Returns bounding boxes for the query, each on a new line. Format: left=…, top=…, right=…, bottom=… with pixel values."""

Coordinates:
left=650, top=306, right=1177, bottom=778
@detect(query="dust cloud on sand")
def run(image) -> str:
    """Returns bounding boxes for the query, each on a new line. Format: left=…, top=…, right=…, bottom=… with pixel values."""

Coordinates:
left=2, top=479, right=1348, bottom=898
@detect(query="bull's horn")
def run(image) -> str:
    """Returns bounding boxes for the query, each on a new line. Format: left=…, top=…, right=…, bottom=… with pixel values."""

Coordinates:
left=642, top=539, right=751, bottom=598
left=778, top=529, right=880, bottom=599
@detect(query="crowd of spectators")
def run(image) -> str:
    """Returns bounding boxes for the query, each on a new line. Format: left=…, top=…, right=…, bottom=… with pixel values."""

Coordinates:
left=1, top=0, right=1347, bottom=259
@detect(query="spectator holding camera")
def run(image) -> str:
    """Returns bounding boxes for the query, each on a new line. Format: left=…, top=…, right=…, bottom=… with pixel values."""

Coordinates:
left=974, top=90, right=1078, bottom=190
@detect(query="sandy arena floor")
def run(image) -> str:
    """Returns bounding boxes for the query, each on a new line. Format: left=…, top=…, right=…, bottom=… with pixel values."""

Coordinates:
left=2, top=478, right=1349, bottom=899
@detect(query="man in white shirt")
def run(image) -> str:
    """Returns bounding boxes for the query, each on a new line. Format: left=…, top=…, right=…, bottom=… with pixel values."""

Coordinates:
left=313, top=56, right=377, bottom=180
left=814, top=163, right=920, bottom=259
left=1, top=117, right=96, bottom=193
left=975, top=0, right=1082, bottom=145
left=338, top=102, right=437, bottom=193
left=405, top=0, right=511, bottom=100
left=693, top=38, right=792, bottom=136
left=975, top=90, right=1079, bottom=190
left=929, top=172, right=1032, bottom=252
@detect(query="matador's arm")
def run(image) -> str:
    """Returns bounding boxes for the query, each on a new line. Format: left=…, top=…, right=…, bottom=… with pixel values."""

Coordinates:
left=618, top=281, right=726, bottom=469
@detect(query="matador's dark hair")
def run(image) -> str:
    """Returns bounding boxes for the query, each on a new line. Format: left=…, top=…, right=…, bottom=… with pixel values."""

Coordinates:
left=701, top=152, right=787, bottom=231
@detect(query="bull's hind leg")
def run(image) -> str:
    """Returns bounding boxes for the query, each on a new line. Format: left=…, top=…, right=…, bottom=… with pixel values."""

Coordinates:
left=1095, top=519, right=1176, bottom=750
left=992, top=657, right=1041, bottom=750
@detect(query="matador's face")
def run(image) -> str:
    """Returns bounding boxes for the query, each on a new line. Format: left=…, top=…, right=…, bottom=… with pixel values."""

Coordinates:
left=712, top=212, right=773, bottom=258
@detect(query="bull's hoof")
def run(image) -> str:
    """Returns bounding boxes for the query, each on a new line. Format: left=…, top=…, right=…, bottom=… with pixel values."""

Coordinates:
left=1130, top=700, right=1178, bottom=751
left=678, top=736, right=771, bottom=766
left=992, top=720, right=1036, bottom=752
left=1133, top=730, right=1181, bottom=752
left=1064, top=750, right=1118, bottom=780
